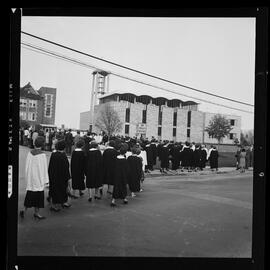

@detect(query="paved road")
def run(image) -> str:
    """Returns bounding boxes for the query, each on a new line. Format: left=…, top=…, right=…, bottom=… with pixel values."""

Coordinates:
left=17, top=146, right=253, bottom=257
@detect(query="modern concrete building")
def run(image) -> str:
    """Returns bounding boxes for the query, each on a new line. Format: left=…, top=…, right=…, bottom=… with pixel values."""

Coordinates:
left=20, top=82, right=57, bottom=129
left=80, top=69, right=240, bottom=144
left=80, top=90, right=241, bottom=144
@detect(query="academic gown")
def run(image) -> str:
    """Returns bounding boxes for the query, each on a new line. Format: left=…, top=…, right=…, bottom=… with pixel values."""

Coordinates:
left=181, top=147, right=191, bottom=167
left=193, top=148, right=202, bottom=168
left=200, top=149, right=207, bottom=168
left=71, top=149, right=86, bottom=190
left=102, top=147, right=118, bottom=185
left=48, top=151, right=70, bottom=204
left=127, top=155, right=142, bottom=192
left=113, top=157, right=129, bottom=199
left=171, top=145, right=181, bottom=170
left=85, top=149, right=103, bottom=189
left=150, top=143, right=157, bottom=165
left=157, top=143, right=163, bottom=160
left=209, top=149, right=219, bottom=169
left=160, top=145, right=170, bottom=169
left=189, top=148, right=195, bottom=168
left=145, top=144, right=154, bottom=169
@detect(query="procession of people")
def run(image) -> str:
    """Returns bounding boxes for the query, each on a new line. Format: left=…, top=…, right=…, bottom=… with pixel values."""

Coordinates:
left=19, top=127, right=253, bottom=221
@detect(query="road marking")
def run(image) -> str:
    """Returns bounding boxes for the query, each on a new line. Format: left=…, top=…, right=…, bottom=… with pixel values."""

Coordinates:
left=164, top=190, right=252, bottom=210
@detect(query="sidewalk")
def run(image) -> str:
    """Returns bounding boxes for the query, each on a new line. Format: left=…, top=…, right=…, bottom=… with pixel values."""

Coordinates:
left=144, top=167, right=253, bottom=178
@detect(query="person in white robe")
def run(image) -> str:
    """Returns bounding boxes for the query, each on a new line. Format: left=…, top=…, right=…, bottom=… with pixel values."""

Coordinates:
left=19, top=136, right=49, bottom=220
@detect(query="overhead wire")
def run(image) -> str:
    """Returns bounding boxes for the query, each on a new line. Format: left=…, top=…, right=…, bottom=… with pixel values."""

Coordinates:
left=21, top=31, right=254, bottom=107
left=21, top=41, right=254, bottom=114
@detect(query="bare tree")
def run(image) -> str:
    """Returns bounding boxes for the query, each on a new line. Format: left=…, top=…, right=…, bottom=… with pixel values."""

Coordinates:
left=205, top=114, right=233, bottom=145
left=95, top=104, right=123, bottom=136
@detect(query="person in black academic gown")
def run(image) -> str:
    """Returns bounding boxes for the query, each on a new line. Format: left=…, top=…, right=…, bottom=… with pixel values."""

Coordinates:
left=85, top=141, right=103, bottom=202
left=156, top=141, right=163, bottom=162
left=145, top=141, right=152, bottom=172
left=150, top=140, right=158, bottom=168
left=170, top=142, right=181, bottom=171
left=48, top=140, right=71, bottom=211
left=193, top=145, right=202, bottom=171
left=111, top=143, right=129, bottom=207
left=200, top=144, right=208, bottom=170
left=159, top=141, right=170, bottom=173
left=70, top=139, right=86, bottom=198
left=145, top=139, right=158, bottom=171
left=181, top=142, right=190, bottom=171
left=209, top=146, right=219, bottom=171
left=127, top=146, right=142, bottom=197
left=102, top=140, right=118, bottom=195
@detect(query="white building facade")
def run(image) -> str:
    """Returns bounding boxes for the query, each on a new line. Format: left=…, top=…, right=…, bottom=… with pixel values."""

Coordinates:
left=80, top=91, right=241, bottom=145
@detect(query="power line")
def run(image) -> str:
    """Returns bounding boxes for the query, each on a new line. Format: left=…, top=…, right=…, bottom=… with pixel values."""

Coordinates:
left=21, top=31, right=254, bottom=107
left=21, top=42, right=254, bottom=114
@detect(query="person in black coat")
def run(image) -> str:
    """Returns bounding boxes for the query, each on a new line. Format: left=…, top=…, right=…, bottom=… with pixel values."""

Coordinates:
left=102, top=140, right=118, bottom=195
left=48, top=131, right=53, bottom=152
left=235, top=145, right=241, bottom=170
left=85, top=141, right=103, bottom=202
left=159, top=141, right=170, bottom=173
left=65, top=129, right=74, bottom=156
left=83, top=132, right=92, bottom=156
left=209, top=146, right=219, bottom=171
left=127, top=146, right=143, bottom=197
left=111, top=143, right=129, bottom=207
left=71, top=139, right=86, bottom=198
left=48, top=140, right=71, bottom=211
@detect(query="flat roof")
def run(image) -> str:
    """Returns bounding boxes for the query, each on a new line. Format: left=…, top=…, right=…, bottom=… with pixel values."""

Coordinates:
left=99, top=90, right=198, bottom=105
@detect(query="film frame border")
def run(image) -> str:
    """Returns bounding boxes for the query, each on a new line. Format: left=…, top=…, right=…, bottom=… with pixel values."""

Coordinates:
left=8, top=7, right=268, bottom=270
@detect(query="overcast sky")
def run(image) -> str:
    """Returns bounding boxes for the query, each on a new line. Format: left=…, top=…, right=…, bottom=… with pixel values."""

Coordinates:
left=20, top=16, right=255, bottom=130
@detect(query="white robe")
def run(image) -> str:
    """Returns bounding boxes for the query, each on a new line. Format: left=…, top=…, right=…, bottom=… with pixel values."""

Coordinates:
left=25, top=152, right=49, bottom=191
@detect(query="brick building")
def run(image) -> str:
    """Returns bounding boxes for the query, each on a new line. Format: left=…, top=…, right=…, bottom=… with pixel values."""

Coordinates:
left=80, top=91, right=241, bottom=145
left=20, top=82, right=57, bottom=128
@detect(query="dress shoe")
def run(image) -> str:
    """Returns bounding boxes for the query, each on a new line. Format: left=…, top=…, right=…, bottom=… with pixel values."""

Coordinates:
left=62, top=203, right=71, bottom=208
